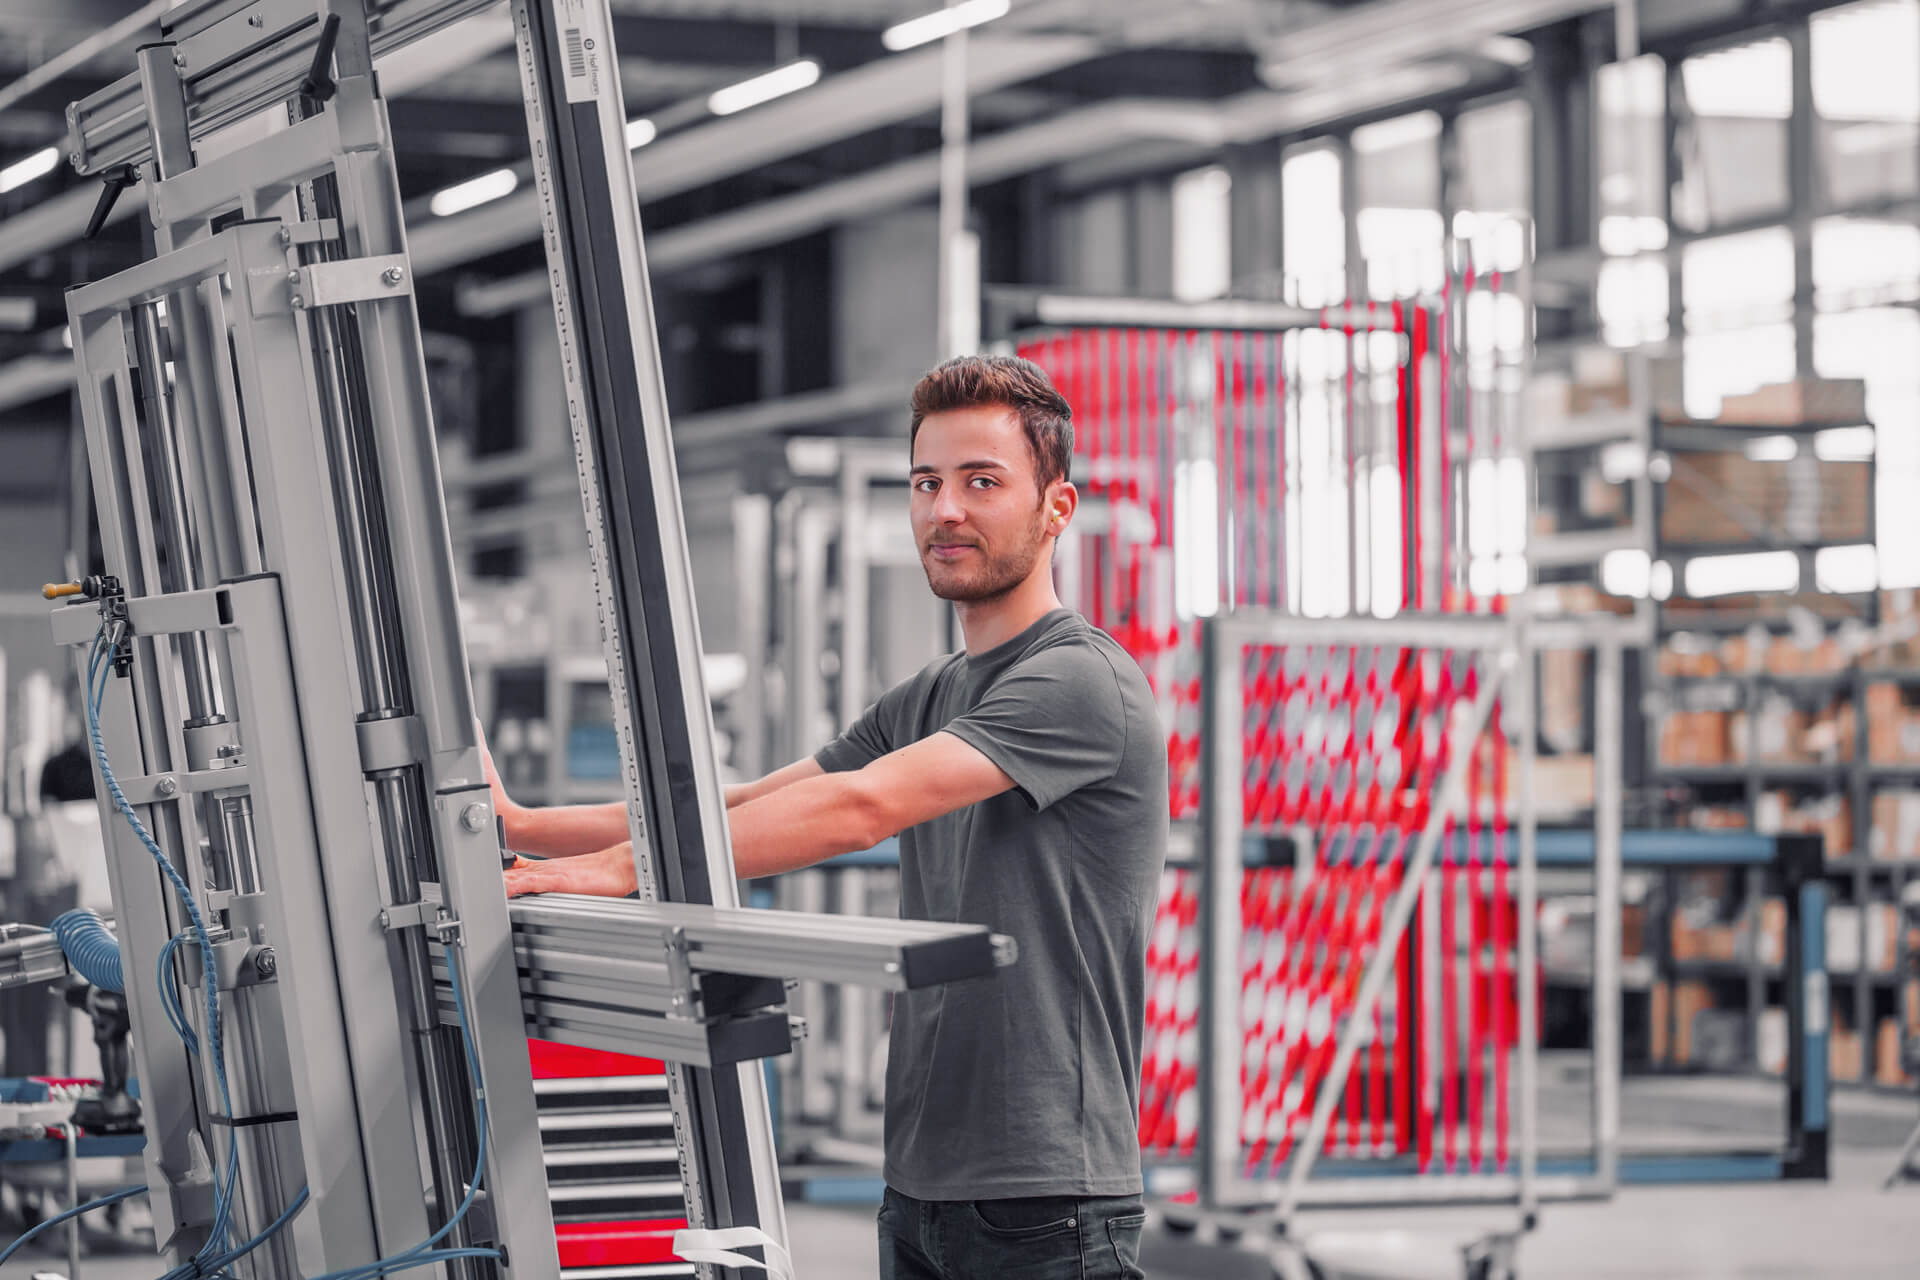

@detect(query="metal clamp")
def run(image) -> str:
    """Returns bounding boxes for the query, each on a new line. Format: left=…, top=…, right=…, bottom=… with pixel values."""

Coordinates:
left=381, top=902, right=462, bottom=945
left=289, top=253, right=411, bottom=310
left=662, top=926, right=699, bottom=1020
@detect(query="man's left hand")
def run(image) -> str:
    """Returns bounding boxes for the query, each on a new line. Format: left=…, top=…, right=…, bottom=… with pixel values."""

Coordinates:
left=502, top=845, right=638, bottom=898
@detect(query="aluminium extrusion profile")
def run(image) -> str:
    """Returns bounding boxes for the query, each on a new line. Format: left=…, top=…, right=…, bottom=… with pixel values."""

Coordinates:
left=66, top=0, right=500, bottom=174
left=505, top=895, right=1015, bottom=991
left=0, top=925, right=72, bottom=990
left=425, top=895, right=1013, bottom=1069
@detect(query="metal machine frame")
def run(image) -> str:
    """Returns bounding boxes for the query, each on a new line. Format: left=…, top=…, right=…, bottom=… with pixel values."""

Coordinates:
left=22, top=3, right=1012, bottom=1277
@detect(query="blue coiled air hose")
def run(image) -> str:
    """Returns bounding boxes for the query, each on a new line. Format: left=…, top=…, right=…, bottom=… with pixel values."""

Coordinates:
left=50, top=908, right=124, bottom=993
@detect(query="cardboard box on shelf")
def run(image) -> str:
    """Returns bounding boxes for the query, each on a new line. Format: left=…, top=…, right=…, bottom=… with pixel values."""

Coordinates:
left=1751, top=897, right=1787, bottom=967
left=1699, top=924, right=1739, bottom=962
left=1689, top=804, right=1749, bottom=831
left=1580, top=470, right=1628, bottom=520
left=1876, top=586, right=1920, bottom=666
left=1720, top=632, right=1759, bottom=674
left=1674, top=980, right=1713, bottom=1065
left=1868, top=903, right=1900, bottom=972
left=1661, top=453, right=1872, bottom=547
left=1867, top=685, right=1920, bottom=763
left=1542, top=647, right=1586, bottom=752
left=1500, top=745, right=1594, bottom=817
left=1622, top=901, right=1646, bottom=958
left=1774, top=793, right=1852, bottom=857
left=1832, top=1025, right=1864, bottom=1082
left=1869, top=790, right=1920, bottom=859
left=1753, top=697, right=1812, bottom=764
left=1670, top=915, right=1702, bottom=962
left=1831, top=702, right=1858, bottom=764
left=1877, top=1019, right=1910, bottom=1086
left=1530, top=373, right=1573, bottom=425
left=1660, top=709, right=1732, bottom=766
left=1717, top=377, right=1868, bottom=426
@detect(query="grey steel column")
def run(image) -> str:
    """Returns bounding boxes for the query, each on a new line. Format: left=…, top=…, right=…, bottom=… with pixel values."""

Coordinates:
left=292, top=141, right=485, bottom=1275
left=127, top=302, right=224, bottom=723
left=1196, top=616, right=1245, bottom=1207
left=1591, top=640, right=1623, bottom=1192
left=1515, top=635, right=1540, bottom=1219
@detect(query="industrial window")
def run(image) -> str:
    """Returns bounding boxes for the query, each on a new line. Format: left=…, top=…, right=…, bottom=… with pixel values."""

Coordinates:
left=1671, top=37, right=1791, bottom=233
left=1171, top=165, right=1232, bottom=302
left=1814, top=307, right=1920, bottom=588
left=1811, top=0, right=1920, bottom=209
left=1280, top=143, right=1345, bottom=308
left=1592, top=55, right=1669, bottom=347
left=1812, top=216, right=1920, bottom=311
left=1352, top=110, right=1444, bottom=300
left=1680, top=227, right=1795, bottom=419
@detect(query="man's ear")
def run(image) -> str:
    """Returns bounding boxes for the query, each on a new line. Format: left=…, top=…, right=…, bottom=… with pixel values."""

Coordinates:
left=1046, top=479, right=1078, bottom=535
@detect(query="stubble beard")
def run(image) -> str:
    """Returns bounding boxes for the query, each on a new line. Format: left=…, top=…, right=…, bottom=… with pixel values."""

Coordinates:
left=922, top=505, right=1049, bottom=604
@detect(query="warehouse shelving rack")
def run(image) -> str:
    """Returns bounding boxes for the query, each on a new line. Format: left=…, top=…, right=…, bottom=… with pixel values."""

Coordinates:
left=1637, top=413, right=1920, bottom=1093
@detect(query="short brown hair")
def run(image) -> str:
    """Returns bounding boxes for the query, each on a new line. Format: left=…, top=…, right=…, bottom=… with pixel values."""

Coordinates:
left=909, top=355, right=1074, bottom=492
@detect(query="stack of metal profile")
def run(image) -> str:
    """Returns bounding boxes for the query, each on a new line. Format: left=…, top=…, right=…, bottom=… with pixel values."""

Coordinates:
left=432, top=894, right=1015, bottom=1069
left=0, top=924, right=70, bottom=991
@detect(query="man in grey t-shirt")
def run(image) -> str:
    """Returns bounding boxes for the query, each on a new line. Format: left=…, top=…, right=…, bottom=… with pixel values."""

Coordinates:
left=498, top=355, right=1168, bottom=1279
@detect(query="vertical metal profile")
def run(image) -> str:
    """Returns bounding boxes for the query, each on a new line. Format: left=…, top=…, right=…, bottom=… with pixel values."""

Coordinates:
left=509, top=0, right=786, bottom=1263
left=1591, top=640, right=1623, bottom=1192
left=1514, top=635, right=1540, bottom=1219
left=1196, top=615, right=1244, bottom=1207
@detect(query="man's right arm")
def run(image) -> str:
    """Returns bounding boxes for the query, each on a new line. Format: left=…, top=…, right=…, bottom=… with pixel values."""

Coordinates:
left=497, top=756, right=825, bottom=859
left=725, top=756, right=825, bottom=808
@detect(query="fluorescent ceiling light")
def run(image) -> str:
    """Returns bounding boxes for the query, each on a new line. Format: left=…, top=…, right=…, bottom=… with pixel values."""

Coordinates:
left=430, top=168, right=517, bottom=217
left=882, top=0, right=1012, bottom=52
left=1601, top=548, right=1652, bottom=598
left=707, top=60, right=820, bottom=117
left=626, top=117, right=657, bottom=150
left=1351, top=110, right=1440, bottom=155
left=1814, top=544, right=1878, bottom=594
left=1740, top=433, right=1798, bottom=462
left=0, top=146, right=59, bottom=195
left=1684, top=550, right=1799, bottom=598
left=1478, top=35, right=1534, bottom=68
left=1814, top=425, right=1874, bottom=460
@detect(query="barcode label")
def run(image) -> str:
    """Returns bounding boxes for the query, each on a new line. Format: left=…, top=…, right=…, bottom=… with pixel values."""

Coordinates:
left=554, top=0, right=603, bottom=104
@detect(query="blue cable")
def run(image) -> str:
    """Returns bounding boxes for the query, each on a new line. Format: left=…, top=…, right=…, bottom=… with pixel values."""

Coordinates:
left=158, top=933, right=199, bottom=1054
left=84, top=633, right=240, bottom=1270
left=0, top=1184, right=147, bottom=1266
left=198, top=1186, right=310, bottom=1275
left=86, top=624, right=501, bottom=1279
left=311, top=956, right=499, bottom=1280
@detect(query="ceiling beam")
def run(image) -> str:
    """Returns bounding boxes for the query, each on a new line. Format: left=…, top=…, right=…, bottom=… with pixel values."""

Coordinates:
left=407, top=32, right=1101, bottom=273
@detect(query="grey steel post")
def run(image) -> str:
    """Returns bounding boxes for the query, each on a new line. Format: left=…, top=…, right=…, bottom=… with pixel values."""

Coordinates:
left=1515, top=630, right=1540, bottom=1219
left=732, top=493, right=773, bottom=777
left=63, top=314, right=213, bottom=1262
left=1591, top=640, right=1623, bottom=1192
left=510, top=0, right=789, bottom=1259
left=127, top=302, right=223, bottom=724
left=1196, top=616, right=1244, bottom=1207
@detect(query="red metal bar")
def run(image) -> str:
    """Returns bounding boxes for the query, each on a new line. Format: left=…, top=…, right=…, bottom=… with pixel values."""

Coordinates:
left=1491, top=697, right=1511, bottom=1168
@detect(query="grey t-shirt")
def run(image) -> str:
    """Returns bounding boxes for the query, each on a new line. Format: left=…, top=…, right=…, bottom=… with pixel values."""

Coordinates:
left=814, top=608, right=1168, bottom=1200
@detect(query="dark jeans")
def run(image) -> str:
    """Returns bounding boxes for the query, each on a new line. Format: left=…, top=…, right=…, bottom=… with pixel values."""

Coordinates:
left=878, top=1186, right=1147, bottom=1280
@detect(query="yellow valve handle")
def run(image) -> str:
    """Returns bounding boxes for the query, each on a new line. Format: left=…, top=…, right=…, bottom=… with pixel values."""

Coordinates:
left=43, top=582, right=85, bottom=600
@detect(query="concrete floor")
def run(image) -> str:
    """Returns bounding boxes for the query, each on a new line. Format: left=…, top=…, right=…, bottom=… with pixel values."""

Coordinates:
left=7, top=1081, right=1918, bottom=1279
